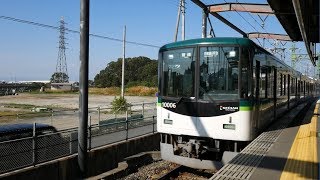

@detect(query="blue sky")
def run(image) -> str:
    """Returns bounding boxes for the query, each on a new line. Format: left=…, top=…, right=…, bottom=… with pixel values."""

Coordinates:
left=0, top=0, right=316, bottom=81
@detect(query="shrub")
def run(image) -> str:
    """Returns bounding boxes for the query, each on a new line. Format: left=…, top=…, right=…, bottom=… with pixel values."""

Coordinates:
left=111, top=96, right=130, bottom=113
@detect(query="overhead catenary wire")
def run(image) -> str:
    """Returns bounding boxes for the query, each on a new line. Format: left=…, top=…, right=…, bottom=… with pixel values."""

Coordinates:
left=231, top=1, right=289, bottom=52
left=220, top=0, right=263, bottom=46
left=232, top=0, right=315, bottom=74
left=0, top=15, right=160, bottom=48
left=219, top=0, right=285, bottom=57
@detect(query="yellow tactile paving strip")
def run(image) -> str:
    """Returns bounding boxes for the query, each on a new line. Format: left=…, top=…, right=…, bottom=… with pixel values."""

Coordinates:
left=280, top=102, right=319, bottom=179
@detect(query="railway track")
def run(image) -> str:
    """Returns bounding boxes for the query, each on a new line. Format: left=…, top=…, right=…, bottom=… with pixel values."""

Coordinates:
left=158, top=165, right=215, bottom=180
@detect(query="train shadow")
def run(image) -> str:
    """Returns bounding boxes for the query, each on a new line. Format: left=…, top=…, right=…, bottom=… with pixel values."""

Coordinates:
left=263, top=98, right=317, bottom=133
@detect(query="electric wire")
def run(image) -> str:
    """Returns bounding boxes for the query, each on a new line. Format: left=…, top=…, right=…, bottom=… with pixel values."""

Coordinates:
left=221, top=0, right=263, bottom=46
left=220, top=0, right=285, bottom=57
left=232, top=0, right=290, bottom=57
left=0, top=15, right=160, bottom=48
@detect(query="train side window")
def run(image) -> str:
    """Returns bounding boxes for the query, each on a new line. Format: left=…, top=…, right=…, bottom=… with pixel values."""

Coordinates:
left=296, top=80, right=298, bottom=94
left=306, top=82, right=308, bottom=95
left=293, top=78, right=295, bottom=95
left=304, top=81, right=306, bottom=96
left=268, top=67, right=274, bottom=99
left=260, top=67, right=267, bottom=99
left=279, top=73, right=283, bottom=96
left=283, top=75, right=286, bottom=95
left=252, top=62, right=256, bottom=98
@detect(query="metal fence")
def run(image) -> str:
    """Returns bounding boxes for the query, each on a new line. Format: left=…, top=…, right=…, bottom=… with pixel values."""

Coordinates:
left=0, top=102, right=157, bottom=174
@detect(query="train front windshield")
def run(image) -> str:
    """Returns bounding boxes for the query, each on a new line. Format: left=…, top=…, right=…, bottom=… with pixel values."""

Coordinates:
left=160, top=46, right=241, bottom=100
left=199, top=46, right=239, bottom=100
left=162, top=48, right=196, bottom=97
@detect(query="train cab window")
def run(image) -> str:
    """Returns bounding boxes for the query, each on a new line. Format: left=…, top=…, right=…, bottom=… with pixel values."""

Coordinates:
left=199, top=46, right=239, bottom=100
left=162, top=47, right=196, bottom=97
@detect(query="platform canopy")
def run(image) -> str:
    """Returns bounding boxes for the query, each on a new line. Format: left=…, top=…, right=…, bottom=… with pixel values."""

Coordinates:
left=267, top=0, right=319, bottom=65
left=268, top=0, right=319, bottom=43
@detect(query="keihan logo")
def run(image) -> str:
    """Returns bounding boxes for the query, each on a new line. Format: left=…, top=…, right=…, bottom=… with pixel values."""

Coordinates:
left=220, top=106, right=239, bottom=111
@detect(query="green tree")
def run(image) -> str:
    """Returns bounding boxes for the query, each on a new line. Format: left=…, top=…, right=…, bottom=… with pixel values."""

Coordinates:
left=94, top=56, right=157, bottom=87
left=50, top=72, right=69, bottom=83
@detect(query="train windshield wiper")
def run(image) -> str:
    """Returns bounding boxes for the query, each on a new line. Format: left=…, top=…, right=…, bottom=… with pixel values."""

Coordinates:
left=177, top=97, right=184, bottom=105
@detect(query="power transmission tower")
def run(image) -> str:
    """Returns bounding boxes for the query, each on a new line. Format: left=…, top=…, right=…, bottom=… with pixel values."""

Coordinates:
left=53, top=17, right=69, bottom=83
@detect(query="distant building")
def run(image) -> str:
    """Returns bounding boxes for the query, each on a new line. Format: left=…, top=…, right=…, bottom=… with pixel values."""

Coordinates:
left=50, top=83, right=75, bottom=91
left=18, top=80, right=51, bottom=84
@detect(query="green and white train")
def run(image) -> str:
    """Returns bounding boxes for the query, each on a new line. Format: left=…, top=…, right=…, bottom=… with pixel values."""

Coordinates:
left=157, top=37, right=319, bottom=169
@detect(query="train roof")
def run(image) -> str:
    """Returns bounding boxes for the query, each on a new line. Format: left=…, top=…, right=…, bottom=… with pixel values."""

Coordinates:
left=159, top=37, right=259, bottom=51
left=160, top=37, right=299, bottom=73
left=159, top=37, right=277, bottom=57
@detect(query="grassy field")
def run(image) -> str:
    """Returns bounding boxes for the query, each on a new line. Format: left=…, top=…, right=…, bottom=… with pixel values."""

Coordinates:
left=30, top=86, right=157, bottom=96
left=0, top=87, right=157, bottom=125
left=0, top=103, right=53, bottom=123
left=89, top=86, right=157, bottom=96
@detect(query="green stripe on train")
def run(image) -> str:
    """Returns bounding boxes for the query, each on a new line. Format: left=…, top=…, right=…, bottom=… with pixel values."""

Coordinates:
left=240, top=106, right=253, bottom=111
left=240, top=100, right=253, bottom=111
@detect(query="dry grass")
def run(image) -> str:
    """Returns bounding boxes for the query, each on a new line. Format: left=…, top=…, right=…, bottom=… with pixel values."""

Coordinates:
left=126, top=86, right=157, bottom=96
left=89, top=86, right=157, bottom=96
left=31, top=89, right=78, bottom=94
left=0, top=111, right=27, bottom=123
left=89, top=87, right=120, bottom=95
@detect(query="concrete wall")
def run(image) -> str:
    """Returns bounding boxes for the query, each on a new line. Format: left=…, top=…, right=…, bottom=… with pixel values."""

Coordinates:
left=0, top=133, right=160, bottom=180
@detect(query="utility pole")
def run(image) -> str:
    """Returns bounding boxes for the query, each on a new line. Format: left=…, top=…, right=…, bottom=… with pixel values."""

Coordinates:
left=202, top=11, right=208, bottom=38
left=181, top=0, right=185, bottom=40
left=121, top=26, right=126, bottom=98
left=174, top=0, right=182, bottom=42
left=79, top=0, right=89, bottom=177
left=174, top=0, right=186, bottom=41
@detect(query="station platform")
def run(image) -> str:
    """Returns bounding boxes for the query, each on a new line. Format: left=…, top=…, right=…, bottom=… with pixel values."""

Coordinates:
left=211, top=99, right=320, bottom=180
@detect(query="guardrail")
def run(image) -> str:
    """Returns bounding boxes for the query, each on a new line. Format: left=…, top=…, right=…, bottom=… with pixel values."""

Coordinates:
left=0, top=102, right=157, bottom=174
